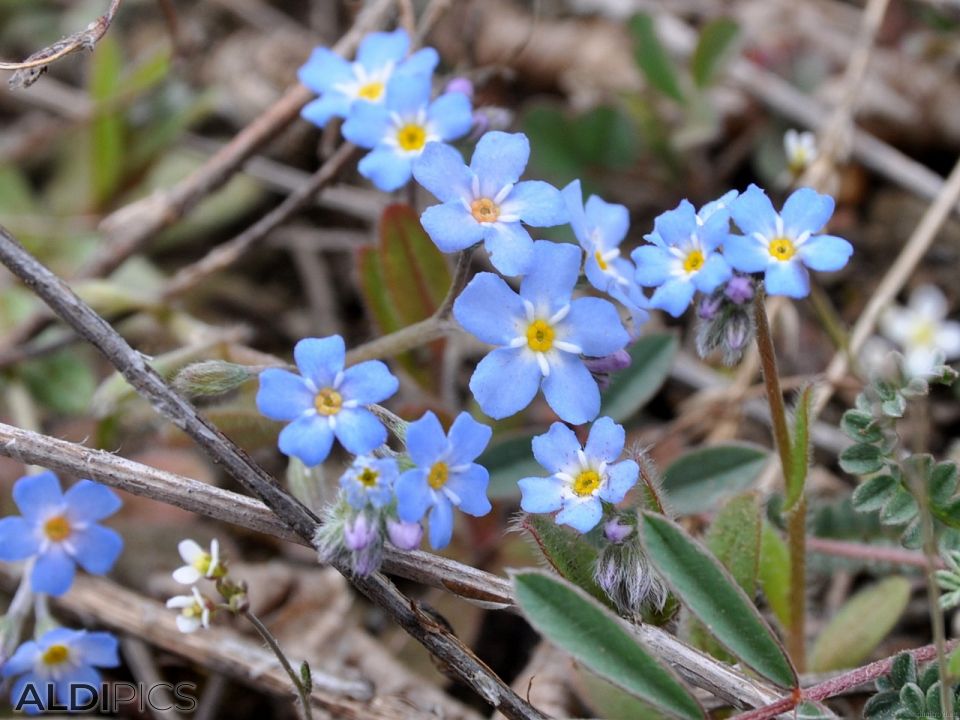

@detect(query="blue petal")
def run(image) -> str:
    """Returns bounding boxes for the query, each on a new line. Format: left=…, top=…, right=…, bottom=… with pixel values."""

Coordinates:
left=469, top=348, right=541, bottom=420
left=74, top=632, right=120, bottom=667
left=11, top=673, right=48, bottom=714
left=56, top=666, right=99, bottom=709
left=798, top=234, right=853, bottom=272
left=470, top=131, right=529, bottom=195
left=542, top=354, right=600, bottom=425
left=563, top=297, right=629, bottom=357
left=70, top=525, right=123, bottom=575
left=339, top=360, right=398, bottom=404
left=421, top=201, right=485, bottom=252
left=721, top=234, right=769, bottom=273
left=649, top=278, right=696, bottom=318
left=278, top=415, right=334, bottom=467
left=698, top=189, right=739, bottom=221
left=294, top=336, right=344, bottom=388
left=518, top=476, right=565, bottom=513
left=413, top=142, right=472, bottom=203
left=427, top=496, right=454, bottom=549
left=781, top=187, right=834, bottom=235
left=31, top=546, right=76, bottom=596
left=600, top=459, right=639, bottom=503
left=631, top=245, right=672, bottom=287
left=531, top=422, right=582, bottom=474
left=385, top=73, right=430, bottom=116
left=428, top=92, right=473, bottom=141
left=652, top=200, right=698, bottom=248
left=556, top=498, right=603, bottom=533
left=397, top=46, right=439, bottom=77
left=2, top=641, right=39, bottom=677
left=518, top=241, right=581, bottom=309
left=698, top=206, right=731, bottom=252
left=297, top=47, right=353, bottom=93
left=405, top=411, right=448, bottom=467
left=453, top=272, right=526, bottom=345
left=446, top=465, right=491, bottom=516
left=730, top=184, right=779, bottom=238
left=341, top=103, right=390, bottom=149
left=691, top=252, right=732, bottom=293
left=447, top=413, right=493, bottom=465
left=584, top=416, right=625, bottom=464
left=501, top=181, right=566, bottom=227
left=585, top=195, right=630, bottom=249
left=764, top=260, right=810, bottom=298
left=64, top=480, right=121, bottom=523
left=395, top=469, right=432, bottom=522
left=256, top=369, right=314, bottom=421
left=356, top=29, right=409, bottom=71
left=13, top=472, right=63, bottom=524
left=334, top=407, right=387, bottom=455
left=562, top=180, right=589, bottom=245
left=482, top=221, right=535, bottom=277
left=300, top=94, right=352, bottom=128
left=358, top=148, right=413, bottom=192
left=0, top=517, right=39, bottom=560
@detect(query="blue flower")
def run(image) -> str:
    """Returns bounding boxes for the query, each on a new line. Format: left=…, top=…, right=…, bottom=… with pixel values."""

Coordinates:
left=631, top=199, right=733, bottom=317
left=0, top=472, right=122, bottom=597
left=342, top=74, right=472, bottom=192
left=518, top=417, right=639, bottom=533
left=2, top=627, right=119, bottom=714
left=298, top=29, right=438, bottom=128
left=413, top=132, right=567, bottom=276
left=453, top=241, right=630, bottom=424
left=395, top=412, right=492, bottom=549
left=340, top=455, right=398, bottom=510
left=725, top=184, right=853, bottom=299
left=256, top=336, right=399, bottom=467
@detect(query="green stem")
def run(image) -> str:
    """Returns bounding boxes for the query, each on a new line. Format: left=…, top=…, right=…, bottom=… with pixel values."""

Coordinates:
left=753, top=288, right=806, bottom=671
left=243, top=608, right=313, bottom=720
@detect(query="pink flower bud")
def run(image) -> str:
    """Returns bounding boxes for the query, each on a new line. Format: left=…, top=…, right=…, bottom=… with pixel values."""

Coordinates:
left=344, top=513, right=377, bottom=551
left=386, top=519, right=423, bottom=550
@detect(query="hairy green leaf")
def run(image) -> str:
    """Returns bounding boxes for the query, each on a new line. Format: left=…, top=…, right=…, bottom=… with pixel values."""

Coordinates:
left=660, top=443, right=768, bottom=515
left=691, top=18, right=739, bottom=87
left=759, top=522, right=791, bottom=629
left=601, top=333, right=677, bottom=422
left=629, top=14, right=685, bottom=102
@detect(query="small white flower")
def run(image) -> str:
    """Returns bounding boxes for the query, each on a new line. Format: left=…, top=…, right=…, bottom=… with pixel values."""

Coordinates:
left=880, top=284, right=960, bottom=377
left=172, top=538, right=222, bottom=585
left=166, top=586, right=213, bottom=633
left=784, top=129, right=817, bottom=174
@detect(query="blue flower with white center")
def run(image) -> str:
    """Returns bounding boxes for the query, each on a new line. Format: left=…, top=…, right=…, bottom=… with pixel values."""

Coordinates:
left=631, top=199, right=733, bottom=317
left=2, top=627, right=119, bottom=714
left=298, top=29, right=438, bottom=129
left=256, top=336, right=399, bottom=467
left=518, top=417, right=639, bottom=533
left=725, top=184, right=853, bottom=299
left=454, top=241, right=630, bottom=424
left=340, top=455, right=398, bottom=510
left=413, top=131, right=567, bottom=276
left=342, top=74, right=472, bottom=192
left=0, top=472, right=122, bottom=597
left=394, top=412, right=492, bottom=549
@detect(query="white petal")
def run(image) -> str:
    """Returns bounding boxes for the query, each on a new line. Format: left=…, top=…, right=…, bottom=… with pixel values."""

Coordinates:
left=880, top=306, right=913, bottom=345
left=176, top=615, right=200, bottom=633
left=905, top=348, right=938, bottom=378
left=166, top=596, right=194, bottom=609
left=177, top=539, right=203, bottom=563
left=910, top=285, right=948, bottom=321
left=172, top=566, right=202, bottom=585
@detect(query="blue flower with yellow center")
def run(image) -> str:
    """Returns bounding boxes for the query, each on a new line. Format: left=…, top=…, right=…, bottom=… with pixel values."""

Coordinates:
left=0, top=471, right=123, bottom=597
left=256, top=336, right=399, bottom=467
left=454, top=241, right=630, bottom=424
left=518, top=417, right=639, bottom=533
left=394, top=412, right=492, bottom=549
left=342, top=74, right=472, bottom=192
left=340, top=455, right=398, bottom=510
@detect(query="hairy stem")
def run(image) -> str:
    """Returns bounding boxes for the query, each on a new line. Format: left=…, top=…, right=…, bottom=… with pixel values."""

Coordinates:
left=243, top=609, right=313, bottom=720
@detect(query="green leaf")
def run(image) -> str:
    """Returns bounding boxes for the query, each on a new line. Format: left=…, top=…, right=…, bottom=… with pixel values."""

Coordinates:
left=629, top=14, right=685, bottom=103
left=511, top=569, right=704, bottom=719
left=519, top=514, right=608, bottom=605
left=640, top=512, right=797, bottom=688
left=839, top=443, right=885, bottom=475
left=785, top=386, right=812, bottom=511
left=576, top=669, right=670, bottom=720
left=852, top=474, right=899, bottom=512
left=601, top=333, right=677, bottom=422
left=948, top=645, right=960, bottom=679
left=690, top=18, right=739, bottom=88
left=358, top=247, right=402, bottom=334
left=758, top=522, right=791, bottom=629
left=479, top=432, right=541, bottom=500
left=89, top=36, right=125, bottom=206
left=879, top=488, right=918, bottom=526
left=930, top=462, right=958, bottom=505
left=840, top=409, right=883, bottom=443
left=20, top=349, right=96, bottom=415
left=660, top=443, right=769, bottom=515
left=809, top=577, right=911, bottom=672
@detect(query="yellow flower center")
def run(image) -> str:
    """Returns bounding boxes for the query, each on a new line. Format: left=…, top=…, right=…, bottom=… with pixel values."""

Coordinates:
left=357, top=81, right=385, bottom=101
left=184, top=603, right=203, bottom=619
left=314, top=387, right=342, bottom=416
left=396, top=123, right=427, bottom=152
left=594, top=250, right=609, bottom=271
left=427, top=462, right=449, bottom=490
left=470, top=198, right=500, bottom=224
left=768, top=237, right=796, bottom=261
left=683, top=249, right=705, bottom=273
left=911, top=321, right=936, bottom=347
left=358, top=468, right=379, bottom=487
left=526, top=320, right=555, bottom=353
left=43, top=515, right=71, bottom=542
left=42, top=644, right=70, bottom=666
left=192, top=553, right=212, bottom=575
left=572, top=469, right=602, bottom=497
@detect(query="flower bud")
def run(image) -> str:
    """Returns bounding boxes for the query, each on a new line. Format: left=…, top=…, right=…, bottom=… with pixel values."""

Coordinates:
left=724, top=275, right=754, bottom=304
left=469, top=107, right=513, bottom=141
left=386, top=519, right=423, bottom=550
left=594, top=537, right=668, bottom=618
left=173, top=361, right=255, bottom=399
left=584, top=349, right=632, bottom=375
left=445, top=77, right=474, bottom=98
left=698, top=293, right=724, bottom=320
left=343, top=513, right=378, bottom=551
left=603, top=517, right=633, bottom=544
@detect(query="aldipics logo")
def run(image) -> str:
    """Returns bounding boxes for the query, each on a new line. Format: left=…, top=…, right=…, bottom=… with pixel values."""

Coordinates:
left=13, top=682, right=198, bottom=714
